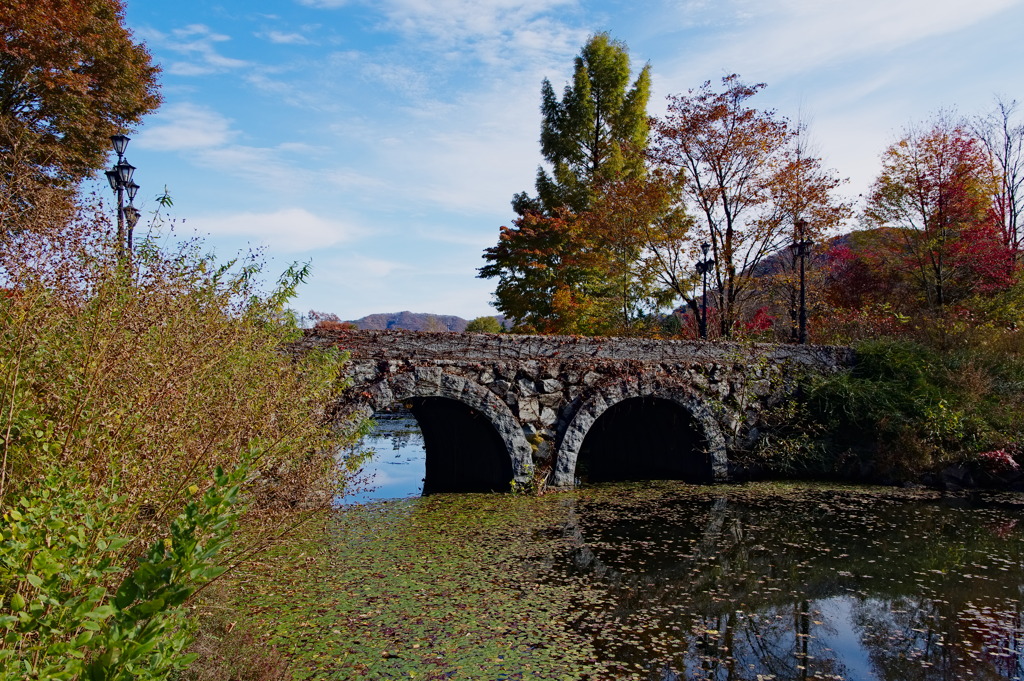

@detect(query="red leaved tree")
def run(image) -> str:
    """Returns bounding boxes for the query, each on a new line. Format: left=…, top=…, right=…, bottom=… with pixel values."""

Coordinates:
left=651, top=76, right=850, bottom=338
left=864, top=116, right=1011, bottom=314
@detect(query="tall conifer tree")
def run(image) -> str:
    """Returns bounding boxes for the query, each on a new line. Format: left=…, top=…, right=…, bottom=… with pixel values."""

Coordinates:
left=513, top=33, right=651, bottom=216
left=483, top=34, right=652, bottom=332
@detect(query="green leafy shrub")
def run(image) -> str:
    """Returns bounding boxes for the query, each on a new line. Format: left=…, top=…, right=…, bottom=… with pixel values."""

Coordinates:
left=0, top=465, right=243, bottom=680
left=0, top=210, right=365, bottom=529
left=737, top=398, right=829, bottom=477
left=806, top=337, right=1022, bottom=479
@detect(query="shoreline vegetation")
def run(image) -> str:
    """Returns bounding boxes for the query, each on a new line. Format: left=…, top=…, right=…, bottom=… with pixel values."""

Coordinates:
left=0, top=203, right=370, bottom=679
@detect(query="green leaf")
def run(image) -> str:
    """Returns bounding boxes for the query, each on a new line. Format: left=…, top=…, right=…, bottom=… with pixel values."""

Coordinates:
left=133, top=597, right=166, bottom=617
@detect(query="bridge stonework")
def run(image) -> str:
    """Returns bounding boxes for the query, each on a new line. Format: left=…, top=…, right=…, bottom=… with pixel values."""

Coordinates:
left=294, top=330, right=853, bottom=490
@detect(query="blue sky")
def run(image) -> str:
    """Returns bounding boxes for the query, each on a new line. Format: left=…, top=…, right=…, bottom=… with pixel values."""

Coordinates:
left=114, top=0, right=1024, bottom=321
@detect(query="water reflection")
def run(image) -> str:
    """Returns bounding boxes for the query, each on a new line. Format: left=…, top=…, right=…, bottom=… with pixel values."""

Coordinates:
left=338, top=414, right=425, bottom=503
left=552, top=485, right=1024, bottom=680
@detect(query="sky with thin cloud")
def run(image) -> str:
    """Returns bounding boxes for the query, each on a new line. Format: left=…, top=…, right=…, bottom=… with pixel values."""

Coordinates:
left=117, top=0, right=1024, bottom=321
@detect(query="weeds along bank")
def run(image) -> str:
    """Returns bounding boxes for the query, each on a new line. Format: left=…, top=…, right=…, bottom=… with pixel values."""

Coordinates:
left=739, top=330, right=1024, bottom=489
left=0, top=204, right=368, bottom=679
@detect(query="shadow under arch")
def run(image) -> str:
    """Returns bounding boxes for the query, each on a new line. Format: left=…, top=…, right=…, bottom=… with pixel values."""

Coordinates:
left=352, top=369, right=532, bottom=493
left=405, top=396, right=511, bottom=493
left=551, top=383, right=727, bottom=488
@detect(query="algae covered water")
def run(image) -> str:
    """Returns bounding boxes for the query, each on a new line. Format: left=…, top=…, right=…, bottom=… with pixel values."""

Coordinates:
left=237, top=482, right=1024, bottom=680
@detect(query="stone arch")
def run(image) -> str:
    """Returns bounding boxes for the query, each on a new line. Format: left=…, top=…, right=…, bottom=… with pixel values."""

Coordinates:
left=353, top=367, right=533, bottom=484
left=550, top=380, right=727, bottom=488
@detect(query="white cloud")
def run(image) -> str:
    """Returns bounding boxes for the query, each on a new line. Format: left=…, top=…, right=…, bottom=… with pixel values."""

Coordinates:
left=322, top=168, right=390, bottom=194
left=379, top=0, right=577, bottom=38
left=197, top=145, right=304, bottom=190
left=358, top=61, right=429, bottom=98
left=188, top=208, right=358, bottom=252
left=135, top=102, right=328, bottom=194
left=299, top=0, right=582, bottom=68
left=260, top=30, right=313, bottom=45
left=139, top=24, right=249, bottom=76
left=658, top=0, right=1021, bottom=86
left=134, top=103, right=236, bottom=151
left=345, top=256, right=412, bottom=278
left=166, top=62, right=219, bottom=77
left=370, top=75, right=546, bottom=216
left=297, top=0, right=350, bottom=7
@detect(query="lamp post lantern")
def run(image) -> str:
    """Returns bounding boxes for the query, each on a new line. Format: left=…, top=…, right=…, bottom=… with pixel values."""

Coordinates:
left=791, top=219, right=813, bottom=344
left=106, top=134, right=140, bottom=268
left=695, top=242, right=715, bottom=340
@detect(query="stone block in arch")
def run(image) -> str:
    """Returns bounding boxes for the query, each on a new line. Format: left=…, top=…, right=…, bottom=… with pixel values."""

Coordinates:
left=358, top=372, right=534, bottom=482
left=550, top=380, right=728, bottom=488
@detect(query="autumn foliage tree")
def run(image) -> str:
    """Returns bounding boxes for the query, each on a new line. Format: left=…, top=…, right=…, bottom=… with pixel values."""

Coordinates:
left=479, top=209, right=609, bottom=334
left=651, top=76, right=849, bottom=338
left=569, top=172, right=691, bottom=334
left=0, top=0, right=160, bottom=230
left=864, top=116, right=1010, bottom=314
left=482, top=34, right=656, bottom=332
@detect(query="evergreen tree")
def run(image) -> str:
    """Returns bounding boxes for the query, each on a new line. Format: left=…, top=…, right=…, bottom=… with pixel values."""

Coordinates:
left=513, top=32, right=651, bottom=216
left=483, top=34, right=653, bottom=333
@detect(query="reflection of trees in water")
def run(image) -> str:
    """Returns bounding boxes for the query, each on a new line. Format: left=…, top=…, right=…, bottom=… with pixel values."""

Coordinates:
left=371, top=412, right=422, bottom=451
left=548, top=486, right=1024, bottom=680
left=681, top=601, right=848, bottom=681
left=853, top=594, right=1024, bottom=681
left=557, top=496, right=849, bottom=679
left=341, top=410, right=423, bottom=456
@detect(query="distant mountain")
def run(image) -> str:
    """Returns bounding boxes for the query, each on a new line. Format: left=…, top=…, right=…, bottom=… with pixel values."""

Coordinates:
left=748, top=231, right=855, bottom=278
left=347, top=311, right=469, bottom=332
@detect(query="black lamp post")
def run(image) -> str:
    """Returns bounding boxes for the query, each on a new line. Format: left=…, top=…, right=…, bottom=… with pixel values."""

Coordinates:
left=695, top=242, right=715, bottom=340
left=791, top=220, right=813, bottom=344
left=105, top=134, right=139, bottom=266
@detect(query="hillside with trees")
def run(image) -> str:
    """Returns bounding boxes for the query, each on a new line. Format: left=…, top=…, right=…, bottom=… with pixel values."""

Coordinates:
left=307, top=310, right=506, bottom=332
left=350, top=311, right=468, bottom=332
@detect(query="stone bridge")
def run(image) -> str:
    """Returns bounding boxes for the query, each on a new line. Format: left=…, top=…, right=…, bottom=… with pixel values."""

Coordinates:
left=294, top=330, right=853, bottom=493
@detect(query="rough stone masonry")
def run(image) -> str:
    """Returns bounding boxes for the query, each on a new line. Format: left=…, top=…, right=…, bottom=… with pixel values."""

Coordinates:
left=293, top=329, right=853, bottom=490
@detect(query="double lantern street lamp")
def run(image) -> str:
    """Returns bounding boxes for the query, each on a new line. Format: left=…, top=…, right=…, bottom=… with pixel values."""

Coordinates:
left=105, top=134, right=141, bottom=265
left=694, top=225, right=812, bottom=344
left=695, top=242, right=715, bottom=340
left=791, top=219, right=813, bottom=345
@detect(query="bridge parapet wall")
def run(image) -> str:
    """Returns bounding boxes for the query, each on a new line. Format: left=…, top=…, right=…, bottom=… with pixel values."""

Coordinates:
left=297, top=328, right=853, bottom=366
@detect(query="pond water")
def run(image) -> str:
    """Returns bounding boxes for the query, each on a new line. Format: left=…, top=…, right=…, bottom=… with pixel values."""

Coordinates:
left=338, top=414, right=426, bottom=504
left=238, top=478, right=1024, bottom=680
left=553, top=485, right=1024, bottom=680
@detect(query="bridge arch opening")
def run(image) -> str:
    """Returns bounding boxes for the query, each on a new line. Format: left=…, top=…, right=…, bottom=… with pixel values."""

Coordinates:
left=575, top=396, right=711, bottom=484
left=405, top=396, right=514, bottom=494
